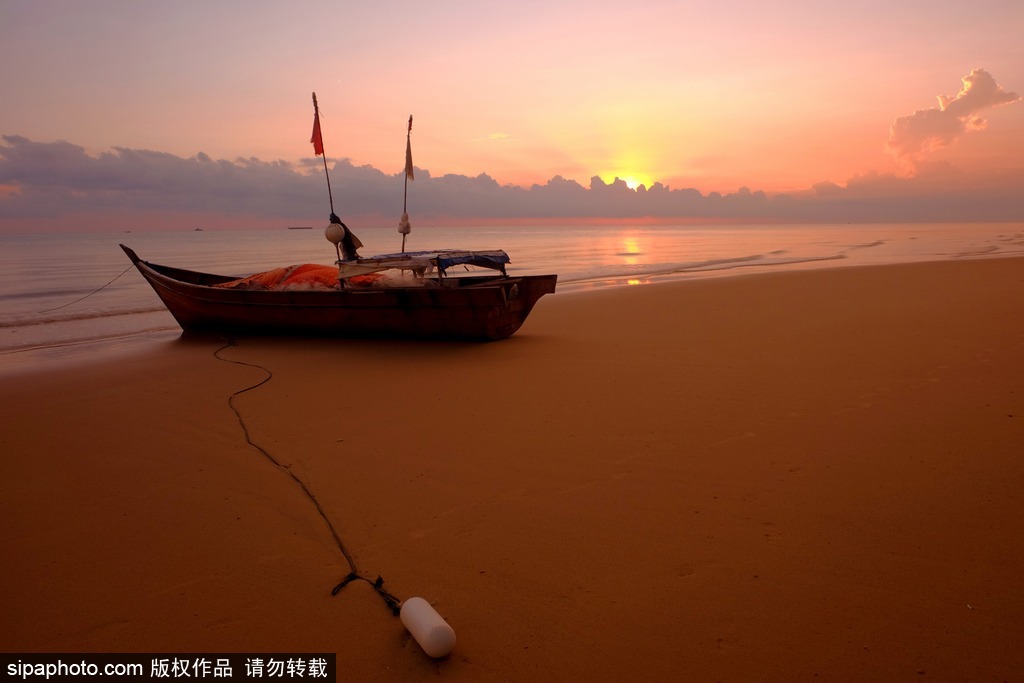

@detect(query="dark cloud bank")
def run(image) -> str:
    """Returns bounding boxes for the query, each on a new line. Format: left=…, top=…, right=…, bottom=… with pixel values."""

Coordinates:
left=2, top=127, right=1022, bottom=232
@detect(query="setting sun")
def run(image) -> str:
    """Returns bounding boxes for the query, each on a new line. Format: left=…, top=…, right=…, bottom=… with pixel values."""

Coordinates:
left=623, top=175, right=653, bottom=190
left=599, top=172, right=657, bottom=190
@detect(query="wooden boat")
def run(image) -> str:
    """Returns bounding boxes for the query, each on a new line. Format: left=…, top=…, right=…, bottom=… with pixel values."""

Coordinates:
left=121, top=245, right=557, bottom=340
left=123, top=97, right=556, bottom=340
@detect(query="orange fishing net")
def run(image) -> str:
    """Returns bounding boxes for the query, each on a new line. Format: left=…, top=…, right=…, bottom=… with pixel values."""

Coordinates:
left=215, top=264, right=340, bottom=290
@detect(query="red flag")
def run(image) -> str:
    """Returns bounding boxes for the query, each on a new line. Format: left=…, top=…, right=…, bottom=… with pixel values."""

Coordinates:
left=311, top=110, right=324, bottom=156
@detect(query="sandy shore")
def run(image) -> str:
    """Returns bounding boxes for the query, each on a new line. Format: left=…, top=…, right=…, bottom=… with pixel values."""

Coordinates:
left=2, top=257, right=1023, bottom=680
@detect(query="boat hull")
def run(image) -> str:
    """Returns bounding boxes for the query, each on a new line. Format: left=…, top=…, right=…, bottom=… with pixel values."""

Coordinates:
left=121, top=245, right=556, bottom=341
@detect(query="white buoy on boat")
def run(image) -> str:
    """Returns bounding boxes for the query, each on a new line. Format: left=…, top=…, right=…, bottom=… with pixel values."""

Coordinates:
left=325, top=222, right=345, bottom=244
left=400, top=597, right=456, bottom=658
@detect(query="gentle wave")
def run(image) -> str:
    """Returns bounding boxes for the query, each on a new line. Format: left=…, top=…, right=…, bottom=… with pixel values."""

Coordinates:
left=843, top=240, right=886, bottom=250
left=0, top=324, right=180, bottom=356
left=558, top=253, right=846, bottom=287
left=0, top=306, right=169, bottom=329
left=0, top=288, right=96, bottom=302
left=952, top=245, right=1001, bottom=257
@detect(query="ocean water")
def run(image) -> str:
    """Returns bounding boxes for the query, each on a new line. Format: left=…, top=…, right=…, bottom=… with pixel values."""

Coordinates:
left=2, top=222, right=1022, bottom=372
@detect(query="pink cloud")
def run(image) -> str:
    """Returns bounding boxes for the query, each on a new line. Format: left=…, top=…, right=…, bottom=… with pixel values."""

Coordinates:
left=886, top=69, right=1019, bottom=166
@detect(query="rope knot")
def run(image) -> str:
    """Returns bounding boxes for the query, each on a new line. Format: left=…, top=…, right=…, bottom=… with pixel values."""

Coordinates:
left=330, top=571, right=360, bottom=596
left=332, top=572, right=402, bottom=616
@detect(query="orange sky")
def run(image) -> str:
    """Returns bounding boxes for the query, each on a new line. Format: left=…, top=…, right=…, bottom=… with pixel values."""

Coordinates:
left=1, top=0, right=1023, bottom=225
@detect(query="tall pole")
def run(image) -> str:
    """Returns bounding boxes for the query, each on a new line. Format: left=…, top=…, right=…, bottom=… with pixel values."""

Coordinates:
left=312, top=92, right=335, bottom=216
left=400, top=115, right=414, bottom=252
left=403, top=115, right=412, bottom=216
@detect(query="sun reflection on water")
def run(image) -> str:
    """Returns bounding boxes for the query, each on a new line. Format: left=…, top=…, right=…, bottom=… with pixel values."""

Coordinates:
left=620, top=236, right=642, bottom=265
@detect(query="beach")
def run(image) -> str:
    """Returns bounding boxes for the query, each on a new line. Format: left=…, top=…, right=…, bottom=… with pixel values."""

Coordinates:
left=2, top=256, right=1023, bottom=680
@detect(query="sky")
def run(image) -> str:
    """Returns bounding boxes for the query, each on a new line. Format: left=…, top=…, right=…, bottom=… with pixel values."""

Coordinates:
left=1, top=0, right=1023, bottom=231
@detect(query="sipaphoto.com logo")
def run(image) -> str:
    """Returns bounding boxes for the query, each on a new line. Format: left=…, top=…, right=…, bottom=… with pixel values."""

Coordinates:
left=6, top=657, right=141, bottom=680
left=1, top=652, right=337, bottom=682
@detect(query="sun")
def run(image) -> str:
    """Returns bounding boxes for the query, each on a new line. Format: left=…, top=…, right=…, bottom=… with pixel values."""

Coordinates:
left=599, top=172, right=656, bottom=190
left=622, top=175, right=653, bottom=190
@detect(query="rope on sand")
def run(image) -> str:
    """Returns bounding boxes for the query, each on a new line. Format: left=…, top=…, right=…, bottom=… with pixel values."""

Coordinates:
left=213, top=339, right=401, bottom=615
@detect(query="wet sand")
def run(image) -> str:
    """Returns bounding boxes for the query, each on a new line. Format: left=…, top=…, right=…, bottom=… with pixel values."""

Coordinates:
left=2, top=257, right=1023, bottom=680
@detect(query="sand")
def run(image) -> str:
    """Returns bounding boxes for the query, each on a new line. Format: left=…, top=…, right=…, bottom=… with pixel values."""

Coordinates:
left=2, top=257, right=1023, bottom=681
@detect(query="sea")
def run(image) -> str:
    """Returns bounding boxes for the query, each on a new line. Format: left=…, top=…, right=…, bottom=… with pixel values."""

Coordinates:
left=2, top=222, right=1023, bottom=374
